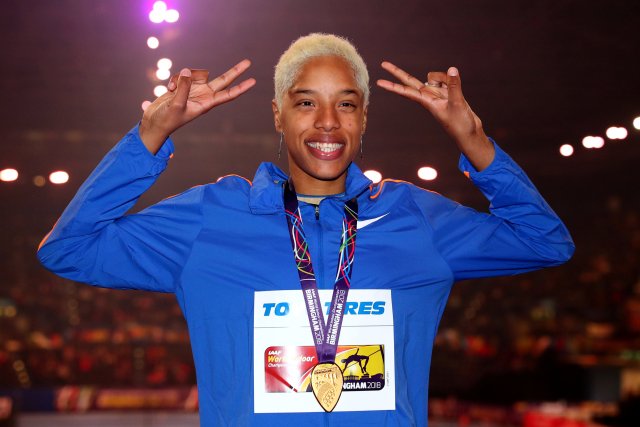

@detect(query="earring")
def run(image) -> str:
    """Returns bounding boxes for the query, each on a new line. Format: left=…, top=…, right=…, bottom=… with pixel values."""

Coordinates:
left=360, top=135, right=364, bottom=159
left=278, top=133, right=283, bottom=160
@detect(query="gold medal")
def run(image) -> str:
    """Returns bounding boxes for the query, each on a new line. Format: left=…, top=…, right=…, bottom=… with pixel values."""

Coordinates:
left=310, top=362, right=344, bottom=412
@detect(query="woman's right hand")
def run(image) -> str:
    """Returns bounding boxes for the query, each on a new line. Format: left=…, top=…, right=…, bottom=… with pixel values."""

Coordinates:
left=139, top=59, right=256, bottom=154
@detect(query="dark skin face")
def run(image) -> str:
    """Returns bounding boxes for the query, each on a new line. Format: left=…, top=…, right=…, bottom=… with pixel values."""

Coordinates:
left=272, top=56, right=368, bottom=195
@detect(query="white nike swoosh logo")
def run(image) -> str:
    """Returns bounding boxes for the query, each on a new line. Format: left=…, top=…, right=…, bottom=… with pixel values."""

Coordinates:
left=357, top=213, right=390, bottom=229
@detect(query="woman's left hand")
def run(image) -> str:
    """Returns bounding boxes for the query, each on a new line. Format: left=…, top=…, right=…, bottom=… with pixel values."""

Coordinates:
left=377, top=62, right=494, bottom=171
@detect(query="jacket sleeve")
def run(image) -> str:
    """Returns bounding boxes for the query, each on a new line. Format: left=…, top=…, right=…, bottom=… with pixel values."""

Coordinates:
left=416, top=140, right=575, bottom=281
left=37, top=124, right=205, bottom=292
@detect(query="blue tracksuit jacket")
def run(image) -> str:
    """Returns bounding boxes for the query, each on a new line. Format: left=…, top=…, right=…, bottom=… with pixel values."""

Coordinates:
left=37, top=124, right=574, bottom=426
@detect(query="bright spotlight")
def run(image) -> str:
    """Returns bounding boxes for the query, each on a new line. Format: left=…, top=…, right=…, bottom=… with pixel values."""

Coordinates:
left=49, top=171, right=69, bottom=185
left=582, top=136, right=604, bottom=149
left=153, top=1, right=167, bottom=12
left=165, top=9, right=180, bottom=23
left=0, top=168, right=18, bottom=182
left=633, top=117, right=640, bottom=130
left=148, top=9, right=165, bottom=23
left=559, top=144, right=574, bottom=157
left=149, top=2, right=168, bottom=23
left=156, top=68, right=171, bottom=80
left=154, top=85, right=168, bottom=97
left=618, top=127, right=628, bottom=139
left=147, top=37, right=159, bottom=49
left=364, top=170, right=382, bottom=184
left=606, top=126, right=628, bottom=140
left=418, top=166, right=438, bottom=181
left=141, top=100, right=152, bottom=111
left=157, top=58, right=172, bottom=70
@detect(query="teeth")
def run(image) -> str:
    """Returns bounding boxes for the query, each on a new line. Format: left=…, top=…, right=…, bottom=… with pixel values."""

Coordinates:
left=306, top=142, right=343, bottom=153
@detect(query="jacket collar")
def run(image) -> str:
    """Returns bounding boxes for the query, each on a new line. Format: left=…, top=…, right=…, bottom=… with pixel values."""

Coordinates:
left=249, top=162, right=372, bottom=214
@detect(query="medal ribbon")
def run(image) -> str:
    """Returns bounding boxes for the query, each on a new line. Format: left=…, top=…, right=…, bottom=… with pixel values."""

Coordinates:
left=283, top=181, right=358, bottom=363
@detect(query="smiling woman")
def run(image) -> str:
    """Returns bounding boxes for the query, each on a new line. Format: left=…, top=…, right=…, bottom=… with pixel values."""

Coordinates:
left=273, top=55, right=367, bottom=195
left=271, top=34, right=369, bottom=195
left=37, top=33, right=574, bottom=427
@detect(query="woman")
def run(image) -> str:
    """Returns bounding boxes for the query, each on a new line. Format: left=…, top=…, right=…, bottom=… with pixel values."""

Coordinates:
left=38, top=34, right=574, bottom=426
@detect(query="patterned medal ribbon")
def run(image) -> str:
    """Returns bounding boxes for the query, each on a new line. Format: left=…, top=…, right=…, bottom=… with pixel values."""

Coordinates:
left=283, top=180, right=358, bottom=412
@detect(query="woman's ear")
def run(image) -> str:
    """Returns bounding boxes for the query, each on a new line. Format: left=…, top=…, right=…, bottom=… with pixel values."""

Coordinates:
left=272, top=100, right=283, bottom=133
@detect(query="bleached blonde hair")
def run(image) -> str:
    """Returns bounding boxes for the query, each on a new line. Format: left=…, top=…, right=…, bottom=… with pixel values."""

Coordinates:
left=274, top=33, right=370, bottom=109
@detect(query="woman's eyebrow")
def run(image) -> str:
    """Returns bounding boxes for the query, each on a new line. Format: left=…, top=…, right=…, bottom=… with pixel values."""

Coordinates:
left=340, top=89, right=359, bottom=96
left=290, top=88, right=360, bottom=96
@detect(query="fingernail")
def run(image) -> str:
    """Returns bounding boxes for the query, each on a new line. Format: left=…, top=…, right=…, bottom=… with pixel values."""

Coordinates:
left=180, top=68, right=192, bottom=77
left=448, top=67, right=458, bottom=76
left=168, top=81, right=176, bottom=90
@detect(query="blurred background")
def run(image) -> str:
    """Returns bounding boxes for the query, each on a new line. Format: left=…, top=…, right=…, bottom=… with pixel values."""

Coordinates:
left=1, top=0, right=639, bottom=425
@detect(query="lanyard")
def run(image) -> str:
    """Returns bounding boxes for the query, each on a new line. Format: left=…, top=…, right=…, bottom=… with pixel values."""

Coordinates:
left=283, top=181, right=358, bottom=363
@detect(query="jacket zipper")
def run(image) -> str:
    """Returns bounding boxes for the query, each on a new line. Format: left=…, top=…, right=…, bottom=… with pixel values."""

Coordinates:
left=315, top=203, right=324, bottom=294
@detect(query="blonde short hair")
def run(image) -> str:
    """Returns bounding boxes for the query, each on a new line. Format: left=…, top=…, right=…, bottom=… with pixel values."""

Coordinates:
left=274, top=33, right=370, bottom=108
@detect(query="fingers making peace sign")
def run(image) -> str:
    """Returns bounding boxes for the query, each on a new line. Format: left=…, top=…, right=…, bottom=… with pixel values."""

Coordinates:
left=140, top=59, right=256, bottom=154
left=137, top=57, right=494, bottom=170
left=377, top=62, right=495, bottom=170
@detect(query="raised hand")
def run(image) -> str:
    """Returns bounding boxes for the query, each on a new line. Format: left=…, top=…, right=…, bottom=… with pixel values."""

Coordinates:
left=377, top=62, right=494, bottom=171
left=140, top=59, right=256, bottom=154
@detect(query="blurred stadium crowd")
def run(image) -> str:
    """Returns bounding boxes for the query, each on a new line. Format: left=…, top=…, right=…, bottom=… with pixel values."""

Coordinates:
left=431, top=195, right=640, bottom=402
left=0, top=269, right=195, bottom=388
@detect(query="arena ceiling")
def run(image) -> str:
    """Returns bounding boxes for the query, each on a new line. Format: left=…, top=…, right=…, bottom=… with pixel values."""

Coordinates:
left=1, top=0, right=639, bottom=230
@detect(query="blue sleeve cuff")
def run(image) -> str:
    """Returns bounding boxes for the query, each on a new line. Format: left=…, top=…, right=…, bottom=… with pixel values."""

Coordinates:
left=128, top=122, right=175, bottom=161
left=457, top=137, right=504, bottom=177
left=116, top=123, right=175, bottom=176
left=457, top=138, right=526, bottom=197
